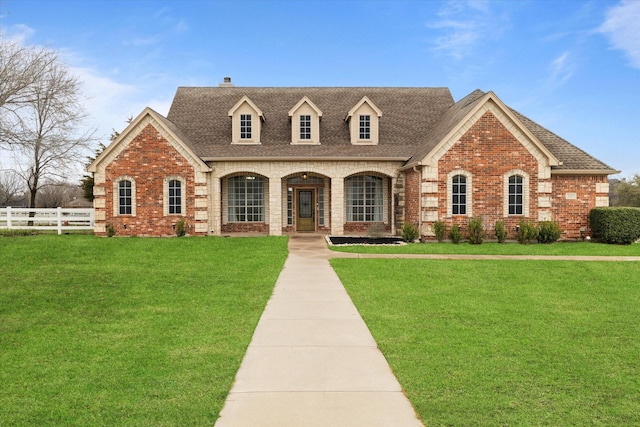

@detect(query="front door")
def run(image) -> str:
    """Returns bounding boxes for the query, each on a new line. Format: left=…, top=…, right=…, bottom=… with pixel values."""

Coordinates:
left=296, top=189, right=315, bottom=232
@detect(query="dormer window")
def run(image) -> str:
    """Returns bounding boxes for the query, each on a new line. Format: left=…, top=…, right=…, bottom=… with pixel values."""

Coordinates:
left=289, top=96, right=322, bottom=145
left=228, top=96, right=264, bottom=144
left=300, top=115, right=311, bottom=140
left=359, top=115, right=371, bottom=140
left=346, top=96, right=382, bottom=145
left=240, top=114, right=252, bottom=139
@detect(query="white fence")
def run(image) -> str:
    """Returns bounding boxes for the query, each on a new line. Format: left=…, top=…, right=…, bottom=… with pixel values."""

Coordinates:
left=0, top=207, right=95, bottom=234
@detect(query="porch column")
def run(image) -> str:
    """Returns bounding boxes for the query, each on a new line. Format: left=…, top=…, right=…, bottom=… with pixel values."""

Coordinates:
left=211, top=176, right=221, bottom=235
left=268, top=177, right=282, bottom=236
left=331, top=176, right=344, bottom=236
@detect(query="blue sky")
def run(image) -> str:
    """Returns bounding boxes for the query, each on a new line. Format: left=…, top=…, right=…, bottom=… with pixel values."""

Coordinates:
left=1, top=0, right=639, bottom=178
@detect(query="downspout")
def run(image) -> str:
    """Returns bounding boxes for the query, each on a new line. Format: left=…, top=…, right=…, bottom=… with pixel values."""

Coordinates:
left=413, top=165, right=422, bottom=240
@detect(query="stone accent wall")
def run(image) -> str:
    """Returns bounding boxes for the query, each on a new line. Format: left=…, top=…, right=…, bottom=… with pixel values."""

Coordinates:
left=94, top=122, right=209, bottom=236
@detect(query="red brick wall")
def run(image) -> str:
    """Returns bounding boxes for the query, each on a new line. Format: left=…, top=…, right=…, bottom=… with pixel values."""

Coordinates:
left=438, top=111, right=539, bottom=232
left=99, top=123, right=202, bottom=237
left=551, top=174, right=607, bottom=239
left=408, top=110, right=604, bottom=241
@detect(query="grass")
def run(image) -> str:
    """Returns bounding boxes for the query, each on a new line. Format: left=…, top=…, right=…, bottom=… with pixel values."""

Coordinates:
left=0, top=235, right=288, bottom=426
left=330, top=241, right=640, bottom=256
left=331, top=258, right=640, bottom=426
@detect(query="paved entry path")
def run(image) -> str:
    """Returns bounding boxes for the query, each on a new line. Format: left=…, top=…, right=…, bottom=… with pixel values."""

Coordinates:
left=214, top=235, right=423, bottom=427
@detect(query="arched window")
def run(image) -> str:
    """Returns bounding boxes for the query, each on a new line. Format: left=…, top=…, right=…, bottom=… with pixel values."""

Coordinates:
left=227, top=176, right=265, bottom=222
left=452, top=174, right=467, bottom=215
left=346, top=175, right=384, bottom=222
left=508, top=175, right=524, bottom=215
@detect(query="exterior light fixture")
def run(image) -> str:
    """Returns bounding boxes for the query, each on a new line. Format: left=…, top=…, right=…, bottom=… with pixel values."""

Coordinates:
left=302, top=172, right=308, bottom=180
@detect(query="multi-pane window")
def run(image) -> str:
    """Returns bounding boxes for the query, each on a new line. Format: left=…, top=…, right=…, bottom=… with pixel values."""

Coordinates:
left=240, top=114, right=252, bottom=139
left=228, top=176, right=264, bottom=222
left=118, top=180, right=132, bottom=215
left=287, top=188, right=293, bottom=226
left=300, top=115, right=311, bottom=140
left=359, top=115, right=371, bottom=140
left=452, top=175, right=467, bottom=215
left=346, top=175, right=383, bottom=222
left=318, top=187, right=325, bottom=226
left=168, top=179, right=182, bottom=214
left=508, top=175, right=524, bottom=215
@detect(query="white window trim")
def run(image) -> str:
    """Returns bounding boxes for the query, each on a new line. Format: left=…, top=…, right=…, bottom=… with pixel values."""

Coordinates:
left=447, top=170, right=472, bottom=217
left=113, top=176, right=136, bottom=217
left=228, top=96, right=264, bottom=144
left=344, top=174, right=387, bottom=223
left=346, top=96, right=382, bottom=145
left=503, top=169, right=530, bottom=217
left=164, top=176, right=186, bottom=216
left=288, top=97, right=322, bottom=145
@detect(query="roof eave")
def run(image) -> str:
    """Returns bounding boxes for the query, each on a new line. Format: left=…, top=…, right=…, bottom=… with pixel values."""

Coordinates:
left=551, top=168, right=621, bottom=176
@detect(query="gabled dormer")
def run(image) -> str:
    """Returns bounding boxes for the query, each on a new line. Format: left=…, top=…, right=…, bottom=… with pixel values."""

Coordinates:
left=228, top=96, right=264, bottom=144
left=288, top=96, right=322, bottom=145
left=345, top=96, right=382, bottom=145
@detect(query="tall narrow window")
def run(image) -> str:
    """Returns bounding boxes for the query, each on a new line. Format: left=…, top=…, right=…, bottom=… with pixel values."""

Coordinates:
left=118, top=180, right=132, bottom=215
left=168, top=179, right=182, bottom=214
left=228, top=176, right=265, bottom=222
left=359, top=115, right=371, bottom=140
left=240, top=114, right=252, bottom=139
left=508, top=175, right=523, bottom=215
left=346, top=175, right=383, bottom=222
left=299, top=115, right=311, bottom=140
left=452, top=175, right=467, bottom=215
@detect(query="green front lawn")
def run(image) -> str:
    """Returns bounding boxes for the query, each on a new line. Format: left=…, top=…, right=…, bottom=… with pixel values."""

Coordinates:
left=0, top=235, right=288, bottom=426
left=332, top=258, right=640, bottom=426
left=331, top=241, right=640, bottom=256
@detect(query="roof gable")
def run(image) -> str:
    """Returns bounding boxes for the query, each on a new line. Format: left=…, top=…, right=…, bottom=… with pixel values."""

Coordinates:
left=409, top=91, right=561, bottom=168
left=288, top=96, right=323, bottom=117
left=345, top=96, right=382, bottom=120
left=228, top=95, right=265, bottom=120
left=87, top=107, right=210, bottom=173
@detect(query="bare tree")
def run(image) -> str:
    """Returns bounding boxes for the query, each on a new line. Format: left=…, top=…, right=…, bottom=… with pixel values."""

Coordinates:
left=0, top=41, right=58, bottom=147
left=5, top=51, right=95, bottom=207
left=0, top=170, right=24, bottom=207
left=37, top=180, right=82, bottom=208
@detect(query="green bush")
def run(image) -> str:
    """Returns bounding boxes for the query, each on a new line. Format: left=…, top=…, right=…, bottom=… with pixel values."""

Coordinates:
left=433, top=221, right=446, bottom=243
left=107, top=223, right=116, bottom=237
left=402, top=222, right=419, bottom=242
left=589, top=207, right=640, bottom=244
left=175, top=219, right=187, bottom=237
left=449, top=223, right=462, bottom=244
left=537, top=221, right=562, bottom=243
left=467, top=217, right=485, bottom=245
left=494, top=220, right=507, bottom=243
left=517, top=219, right=538, bottom=245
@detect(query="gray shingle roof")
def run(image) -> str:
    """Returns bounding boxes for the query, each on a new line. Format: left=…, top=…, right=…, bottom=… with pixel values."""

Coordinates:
left=164, top=86, right=615, bottom=172
left=166, top=87, right=454, bottom=159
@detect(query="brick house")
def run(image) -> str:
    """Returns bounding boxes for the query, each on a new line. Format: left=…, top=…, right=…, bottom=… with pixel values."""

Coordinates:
left=88, top=80, right=618, bottom=239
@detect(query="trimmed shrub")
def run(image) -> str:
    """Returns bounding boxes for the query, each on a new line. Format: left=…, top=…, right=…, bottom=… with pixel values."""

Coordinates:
left=449, top=223, right=462, bottom=244
left=494, top=220, right=507, bottom=243
left=467, top=217, right=485, bottom=245
left=401, top=222, right=419, bottom=242
left=589, top=207, right=640, bottom=244
left=517, top=219, right=538, bottom=245
left=537, top=220, right=562, bottom=243
left=107, top=223, right=116, bottom=237
left=433, top=221, right=446, bottom=243
left=175, top=219, right=187, bottom=237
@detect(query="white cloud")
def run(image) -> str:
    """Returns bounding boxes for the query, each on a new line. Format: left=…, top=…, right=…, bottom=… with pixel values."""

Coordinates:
left=549, top=51, right=573, bottom=85
left=427, top=0, right=510, bottom=60
left=1, top=24, right=35, bottom=44
left=599, top=0, right=640, bottom=69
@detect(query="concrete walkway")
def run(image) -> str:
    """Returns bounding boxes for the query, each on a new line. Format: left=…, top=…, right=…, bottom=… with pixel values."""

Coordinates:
left=214, top=235, right=423, bottom=427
